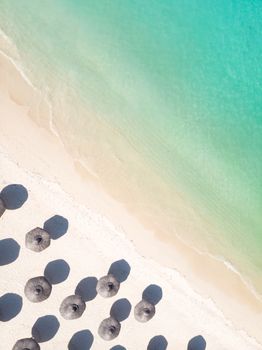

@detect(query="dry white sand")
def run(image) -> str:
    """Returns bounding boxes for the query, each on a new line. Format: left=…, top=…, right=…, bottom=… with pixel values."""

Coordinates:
left=0, top=53, right=262, bottom=349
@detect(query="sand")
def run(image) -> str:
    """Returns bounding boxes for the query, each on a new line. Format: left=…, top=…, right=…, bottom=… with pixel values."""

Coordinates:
left=0, top=52, right=262, bottom=349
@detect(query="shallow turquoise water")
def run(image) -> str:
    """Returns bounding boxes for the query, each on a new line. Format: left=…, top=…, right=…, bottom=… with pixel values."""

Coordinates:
left=0, top=1, right=261, bottom=291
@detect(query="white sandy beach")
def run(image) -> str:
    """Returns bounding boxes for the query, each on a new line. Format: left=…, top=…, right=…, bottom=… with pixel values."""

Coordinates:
left=0, top=52, right=262, bottom=349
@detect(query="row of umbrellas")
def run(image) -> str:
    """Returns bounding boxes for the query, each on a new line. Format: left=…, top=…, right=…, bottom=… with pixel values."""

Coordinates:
left=12, top=276, right=156, bottom=348
left=24, top=275, right=155, bottom=319
left=0, top=188, right=162, bottom=347
left=24, top=227, right=156, bottom=323
left=10, top=227, right=157, bottom=348
left=24, top=273, right=121, bottom=302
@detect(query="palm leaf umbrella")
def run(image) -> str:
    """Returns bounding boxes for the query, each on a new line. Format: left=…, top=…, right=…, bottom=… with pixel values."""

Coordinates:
left=98, top=317, right=121, bottom=341
left=59, top=295, right=86, bottom=320
left=0, top=198, right=5, bottom=217
left=134, top=300, right=155, bottom=322
left=24, top=276, right=52, bottom=303
left=96, top=274, right=120, bottom=298
left=25, top=227, right=50, bottom=252
left=12, top=338, right=40, bottom=350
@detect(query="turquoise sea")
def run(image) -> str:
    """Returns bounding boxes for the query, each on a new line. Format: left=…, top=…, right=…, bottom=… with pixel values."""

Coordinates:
left=0, top=1, right=261, bottom=294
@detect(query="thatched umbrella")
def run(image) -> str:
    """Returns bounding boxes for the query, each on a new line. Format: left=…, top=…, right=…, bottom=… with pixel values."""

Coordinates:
left=98, top=317, right=121, bottom=341
left=12, top=337, right=40, bottom=350
left=134, top=300, right=155, bottom=322
left=24, top=276, right=52, bottom=303
left=25, top=227, right=50, bottom=252
left=59, top=295, right=86, bottom=320
left=0, top=197, right=5, bottom=217
left=96, top=274, right=120, bottom=298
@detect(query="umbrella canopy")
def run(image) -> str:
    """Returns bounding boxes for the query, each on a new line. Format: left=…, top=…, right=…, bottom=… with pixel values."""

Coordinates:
left=0, top=197, right=5, bottom=217
left=96, top=274, right=120, bottom=298
left=98, top=317, right=121, bottom=341
left=12, top=337, right=40, bottom=350
left=59, top=295, right=86, bottom=320
left=25, top=227, right=50, bottom=252
left=134, top=300, right=155, bottom=322
left=24, top=276, right=52, bottom=303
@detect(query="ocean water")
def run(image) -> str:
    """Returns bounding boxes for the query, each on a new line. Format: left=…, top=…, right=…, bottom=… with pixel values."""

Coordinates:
left=0, top=1, right=261, bottom=294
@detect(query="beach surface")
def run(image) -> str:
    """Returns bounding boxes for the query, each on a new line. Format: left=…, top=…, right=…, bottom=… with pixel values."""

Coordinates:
left=0, top=52, right=262, bottom=349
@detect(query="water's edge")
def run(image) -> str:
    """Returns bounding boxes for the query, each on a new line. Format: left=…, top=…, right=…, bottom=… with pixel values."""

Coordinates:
left=0, top=28, right=261, bottom=304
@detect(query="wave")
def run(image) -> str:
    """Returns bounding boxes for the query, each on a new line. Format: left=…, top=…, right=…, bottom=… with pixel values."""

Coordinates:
left=0, top=24, right=261, bottom=309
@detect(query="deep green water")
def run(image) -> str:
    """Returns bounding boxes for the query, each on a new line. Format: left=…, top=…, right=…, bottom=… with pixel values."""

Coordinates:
left=0, top=1, right=261, bottom=292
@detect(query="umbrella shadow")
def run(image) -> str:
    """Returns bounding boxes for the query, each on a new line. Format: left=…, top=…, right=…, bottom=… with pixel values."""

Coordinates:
left=44, top=215, right=69, bottom=240
left=110, top=298, right=132, bottom=322
left=0, top=238, right=20, bottom=265
left=0, top=184, right=28, bottom=209
left=110, top=346, right=126, bottom=350
left=142, top=284, right=163, bottom=305
left=68, top=330, right=94, bottom=350
left=108, top=259, right=131, bottom=283
left=32, top=315, right=60, bottom=342
left=0, top=293, right=23, bottom=321
left=75, top=277, right=98, bottom=302
left=44, top=259, right=70, bottom=285
left=187, top=335, right=206, bottom=350
left=147, top=335, right=168, bottom=350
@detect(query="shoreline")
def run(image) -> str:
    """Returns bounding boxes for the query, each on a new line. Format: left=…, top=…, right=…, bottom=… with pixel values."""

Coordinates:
left=1, top=27, right=261, bottom=299
left=1, top=143, right=260, bottom=349
left=0, top=49, right=262, bottom=347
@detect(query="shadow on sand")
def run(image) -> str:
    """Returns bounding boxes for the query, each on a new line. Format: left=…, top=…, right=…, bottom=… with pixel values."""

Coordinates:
left=0, top=238, right=20, bottom=265
left=0, top=293, right=23, bottom=321
left=142, top=284, right=163, bottom=305
left=147, top=335, right=168, bottom=350
left=108, top=259, right=131, bottom=283
left=32, top=315, right=60, bottom=342
left=187, top=335, right=207, bottom=350
left=110, top=298, right=132, bottom=322
left=44, top=215, right=69, bottom=240
left=0, top=184, right=28, bottom=210
left=75, top=277, right=98, bottom=302
left=44, top=259, right=70, bottom=285
left=68, top=330, right=94, bottom=350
